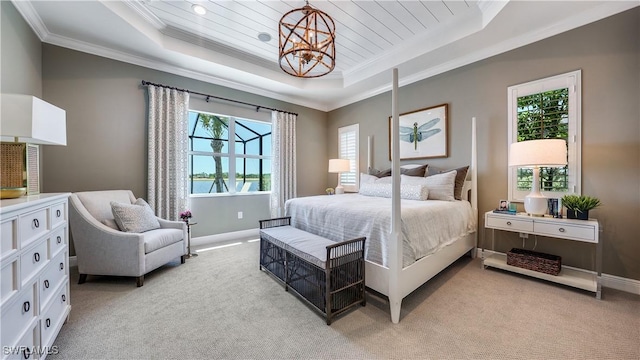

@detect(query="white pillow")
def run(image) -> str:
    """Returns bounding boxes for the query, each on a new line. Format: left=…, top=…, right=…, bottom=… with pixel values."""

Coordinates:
left=111, top=198, right=161, bottom=233
left=360, top=173, right=378, bottom=185
left=360, top=172, right=393, bottom=187
left=402, top=170, right=456, bottom=201
left=359, top=183, right=429, bottom=201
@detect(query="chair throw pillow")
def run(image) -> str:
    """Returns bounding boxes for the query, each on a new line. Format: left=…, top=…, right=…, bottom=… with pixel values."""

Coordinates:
left=111, top=198, right=161, bottom=233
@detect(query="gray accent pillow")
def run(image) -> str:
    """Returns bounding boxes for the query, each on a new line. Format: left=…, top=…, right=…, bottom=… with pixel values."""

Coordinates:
left=368, top=167, right=391, bottom=178
left=440, top=166, right=469, bottom=200
left=101, top=218, right=120, bottom=230
left=368, top=164, right=428, bottom=178
left=111, top=198, right=161, bottom=233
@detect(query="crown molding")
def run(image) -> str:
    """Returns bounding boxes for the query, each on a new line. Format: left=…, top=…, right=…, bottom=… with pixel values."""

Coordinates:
left=10, top=0, right=49, bottom=41
left=42, top=33, right=330, bottom=111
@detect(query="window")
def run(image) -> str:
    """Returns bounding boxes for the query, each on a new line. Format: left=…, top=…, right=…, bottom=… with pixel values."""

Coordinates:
left=188, top=111, right=271, bottom=195
left=338, top=124, right=359, bottom=192
left=508, top=70, right=581, bottom=202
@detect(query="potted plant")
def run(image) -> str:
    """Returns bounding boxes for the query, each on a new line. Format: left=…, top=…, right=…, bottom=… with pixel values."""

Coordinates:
left=561, top=195, right=601, bottom=220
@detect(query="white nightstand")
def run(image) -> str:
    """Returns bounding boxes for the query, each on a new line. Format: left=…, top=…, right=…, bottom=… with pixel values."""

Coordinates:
left=483, top=211, right=602, bottom=299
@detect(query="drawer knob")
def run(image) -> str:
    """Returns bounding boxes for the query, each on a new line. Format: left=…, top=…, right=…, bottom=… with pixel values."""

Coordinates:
left=23, top=347, right=31, bottom=359
left=559, top=227, right=566, bottom=233
left=23, top=301, right=30, bottom=312
left=34, top=252, right=40, bottom=262
left=57, top=236, right=62, bottom=244
left=56, top=209, right=61, bottom=218
left=46, top=318, right=51, bottom=328
left=506, top=221, right=512, bottom=226
left=60, top=262, right=64, bottom=271
left=33, top=218, right=39, bottom=228
left=61, top=294, right=66, bottom=302
left=44, top=279, right=50, bottom=289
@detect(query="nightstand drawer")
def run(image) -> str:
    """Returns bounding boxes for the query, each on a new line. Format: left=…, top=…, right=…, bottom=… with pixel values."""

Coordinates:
left=534, top=222, right=596, bottom=243
left=486, top=215, right=533, bottom=232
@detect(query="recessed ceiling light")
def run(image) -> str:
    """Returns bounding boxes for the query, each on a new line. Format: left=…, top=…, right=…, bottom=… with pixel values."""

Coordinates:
left=192, top=4, right=207, bottom=15
left=257, top=32, right=272, bottom=42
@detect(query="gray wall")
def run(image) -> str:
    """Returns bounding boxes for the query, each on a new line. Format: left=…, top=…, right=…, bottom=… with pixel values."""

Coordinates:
left=0, top=1, right=42, bottom=96
left=327, top=9, right=640, bottom=280
left=40, top=45, right=327, bottom=238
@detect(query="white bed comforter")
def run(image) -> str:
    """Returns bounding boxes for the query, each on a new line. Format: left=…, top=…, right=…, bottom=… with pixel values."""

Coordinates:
left=285, top=194, right=477, bottom=267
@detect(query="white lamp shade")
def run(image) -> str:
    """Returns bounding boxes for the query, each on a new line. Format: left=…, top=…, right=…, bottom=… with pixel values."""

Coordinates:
left=328, top=158, right=350, bottom=173
left=1, top=94, right=67, bottom=145
left=509, top=139, right=567, bottom=168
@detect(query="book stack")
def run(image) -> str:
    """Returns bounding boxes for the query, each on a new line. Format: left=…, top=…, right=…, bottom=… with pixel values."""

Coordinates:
left=493, top=208, right=516, bottom=215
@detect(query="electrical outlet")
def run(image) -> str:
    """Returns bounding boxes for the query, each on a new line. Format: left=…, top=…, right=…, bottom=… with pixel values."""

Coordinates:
left=237, top=211, right=243, bottom=219
left=519, top=232, right=528, bottom=239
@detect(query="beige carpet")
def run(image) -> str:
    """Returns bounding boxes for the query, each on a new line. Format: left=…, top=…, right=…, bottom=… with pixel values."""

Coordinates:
left=50, top=240, right=639, bottom=359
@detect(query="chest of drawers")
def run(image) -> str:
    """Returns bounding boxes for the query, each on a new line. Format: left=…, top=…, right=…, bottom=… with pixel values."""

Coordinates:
left=1, top=193, right=70, bottom=359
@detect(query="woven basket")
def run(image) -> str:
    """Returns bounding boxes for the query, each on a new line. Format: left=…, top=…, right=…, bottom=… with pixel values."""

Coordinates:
left=1, top=143, right=25, bottom=188
left=506, top=248, right=561, bottom=276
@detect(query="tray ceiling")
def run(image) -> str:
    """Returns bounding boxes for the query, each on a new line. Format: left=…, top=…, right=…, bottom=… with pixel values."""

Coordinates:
left=12, top=0, right=638, bottom=111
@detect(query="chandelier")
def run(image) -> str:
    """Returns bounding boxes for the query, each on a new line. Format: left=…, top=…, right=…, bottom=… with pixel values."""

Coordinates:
left=278, top=1, right=336, bottom=78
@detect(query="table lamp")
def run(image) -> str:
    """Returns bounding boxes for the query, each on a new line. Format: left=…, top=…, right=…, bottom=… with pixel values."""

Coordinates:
left=509, top=139, right=567, bottom=216
left=328, top=158, right=351, bottom=194
left=0, top=94, right=67, bottom=197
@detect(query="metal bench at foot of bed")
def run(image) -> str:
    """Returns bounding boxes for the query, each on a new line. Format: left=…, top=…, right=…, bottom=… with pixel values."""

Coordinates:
left=258, top=216, right=366, bottom=325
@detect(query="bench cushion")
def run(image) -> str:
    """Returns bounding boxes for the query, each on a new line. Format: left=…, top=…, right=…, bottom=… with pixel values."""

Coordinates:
left=260, top=226, right=336, bottom=268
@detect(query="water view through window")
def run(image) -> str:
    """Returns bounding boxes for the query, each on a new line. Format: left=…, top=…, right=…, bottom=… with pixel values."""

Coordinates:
left=188, top=111, right=271, bottom=194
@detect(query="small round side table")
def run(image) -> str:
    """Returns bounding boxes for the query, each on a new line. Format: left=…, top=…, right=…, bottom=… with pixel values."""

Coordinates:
left=185, top=221, right=198, bottom=258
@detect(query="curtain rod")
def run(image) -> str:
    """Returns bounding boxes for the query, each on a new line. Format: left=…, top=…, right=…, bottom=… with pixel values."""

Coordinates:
left=140, top=80, right=298, bottom=116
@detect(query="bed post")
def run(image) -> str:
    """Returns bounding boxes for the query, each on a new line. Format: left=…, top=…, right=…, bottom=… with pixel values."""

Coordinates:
left=471, top=117, right=478, bottom=257
left=389, top=68, right=402, bottom=324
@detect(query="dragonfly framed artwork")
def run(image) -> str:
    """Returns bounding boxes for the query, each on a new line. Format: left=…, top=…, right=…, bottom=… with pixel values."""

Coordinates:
left=388, top=103, right=448, bottom=160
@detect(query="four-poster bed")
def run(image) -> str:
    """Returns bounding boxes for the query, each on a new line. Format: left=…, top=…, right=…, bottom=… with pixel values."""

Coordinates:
left=285, top=69, right=478, bottom=323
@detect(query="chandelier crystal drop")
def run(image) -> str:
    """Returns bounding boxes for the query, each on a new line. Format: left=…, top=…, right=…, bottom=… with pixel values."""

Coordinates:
left=278, top=1, right=336, bottom=78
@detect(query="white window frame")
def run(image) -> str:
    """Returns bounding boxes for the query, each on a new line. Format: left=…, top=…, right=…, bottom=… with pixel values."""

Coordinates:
left=338, top=124, right=359, bottom=192
left=507, top=70, right=582, bottom=202
left=188, top=110, right=272, bottom=197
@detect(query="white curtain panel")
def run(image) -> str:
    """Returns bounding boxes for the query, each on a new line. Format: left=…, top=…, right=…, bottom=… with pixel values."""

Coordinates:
left=146, top=85, right=190, bottom=220
left=270, top=111, right=297, bottom=217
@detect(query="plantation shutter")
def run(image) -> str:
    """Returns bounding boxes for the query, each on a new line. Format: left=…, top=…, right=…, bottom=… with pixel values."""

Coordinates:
left=338, top=124, right=359, bottom=192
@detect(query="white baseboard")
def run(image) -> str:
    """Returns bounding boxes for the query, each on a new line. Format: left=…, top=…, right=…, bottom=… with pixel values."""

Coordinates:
left=191, top=228, right=259, bottom=248
left=475, top=248, right=640, bottom=296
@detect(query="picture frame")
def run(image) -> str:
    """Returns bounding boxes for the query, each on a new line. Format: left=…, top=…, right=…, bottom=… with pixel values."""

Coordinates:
left=498, top=199, right=509, bottom=211
left=389, top=103, right=448, bottom=160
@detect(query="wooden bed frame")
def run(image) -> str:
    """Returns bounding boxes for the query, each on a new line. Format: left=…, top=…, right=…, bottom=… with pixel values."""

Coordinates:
left=369, top=69, right=478, bottom=323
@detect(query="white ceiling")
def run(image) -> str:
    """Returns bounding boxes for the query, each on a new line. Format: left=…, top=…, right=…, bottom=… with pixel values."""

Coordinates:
left=12, top=0, right=639, bottom=111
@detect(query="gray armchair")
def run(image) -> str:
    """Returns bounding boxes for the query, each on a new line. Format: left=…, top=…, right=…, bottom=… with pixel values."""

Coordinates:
left=69, top=190, right=187, bottom=287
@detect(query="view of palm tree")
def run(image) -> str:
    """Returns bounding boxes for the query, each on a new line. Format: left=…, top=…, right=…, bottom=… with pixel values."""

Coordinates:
left=188, top=111, right=271, bottom=194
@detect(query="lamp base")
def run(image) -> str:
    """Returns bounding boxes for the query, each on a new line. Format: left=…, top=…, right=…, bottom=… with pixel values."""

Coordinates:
left=524, top=195, right=548, bottom=216
left=335, top=184, right=345, bottom=194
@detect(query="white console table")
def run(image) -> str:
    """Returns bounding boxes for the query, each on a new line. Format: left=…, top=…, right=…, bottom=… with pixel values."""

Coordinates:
left=483, top=211, right=601, bottom=299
